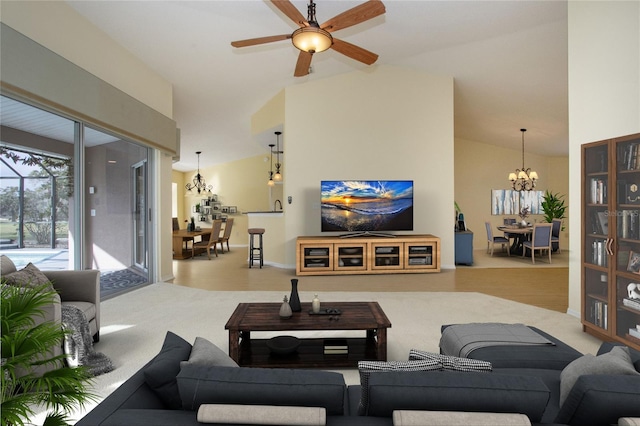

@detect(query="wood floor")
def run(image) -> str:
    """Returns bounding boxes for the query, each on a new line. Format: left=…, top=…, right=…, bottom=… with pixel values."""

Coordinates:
left=169, top=247, right=569, bottom=313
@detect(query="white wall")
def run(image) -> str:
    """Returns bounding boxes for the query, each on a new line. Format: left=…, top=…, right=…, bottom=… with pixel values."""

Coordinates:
left=0, top=1, right=173, bottom=118
left=568, top=1, right=640, bottom=316
left=283, top=65, right=455, bottom=267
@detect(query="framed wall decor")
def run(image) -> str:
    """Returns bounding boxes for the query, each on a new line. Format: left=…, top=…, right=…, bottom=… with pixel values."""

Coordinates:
left=221, top=206, right=229, bottom=213
left=229, top=206, right=237, bottom=214
left=628, top=251, right=640, bottom=274
left=491, top=189, right=544, bottom=215
left=212, top=202, right=221, bottom=211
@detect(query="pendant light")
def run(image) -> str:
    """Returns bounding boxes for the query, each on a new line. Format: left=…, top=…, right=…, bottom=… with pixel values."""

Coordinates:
left=273, top=131, right=282, bottom=182
left=267, top=144, right=275, bottom=187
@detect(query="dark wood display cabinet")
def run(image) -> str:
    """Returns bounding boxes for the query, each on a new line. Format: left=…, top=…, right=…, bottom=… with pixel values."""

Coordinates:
left=582, top=132, right=640, bottom=351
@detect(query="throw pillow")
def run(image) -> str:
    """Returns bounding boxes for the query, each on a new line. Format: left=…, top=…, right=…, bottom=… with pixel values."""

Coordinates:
left=357, top=359, right=442, bottom=415
left=197, top=404, right=326, bottom=425
left=3, top=262, right=54, bottom=292
left=180, top=337, right=238, bottom=368
left=409, top=349, right=492, bottom=372
left=559, top=345, right=640, bottom=406
left=0, top=255, right=17, bottom=275
left=143, top=331, right=193, bottom=409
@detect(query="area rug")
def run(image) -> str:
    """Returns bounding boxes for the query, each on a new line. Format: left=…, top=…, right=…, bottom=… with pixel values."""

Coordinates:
left=100, top=268, right=149, bottom=299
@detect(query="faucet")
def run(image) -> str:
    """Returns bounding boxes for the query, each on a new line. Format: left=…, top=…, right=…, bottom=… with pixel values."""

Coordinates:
left=274, top=199, right=282, bottom=211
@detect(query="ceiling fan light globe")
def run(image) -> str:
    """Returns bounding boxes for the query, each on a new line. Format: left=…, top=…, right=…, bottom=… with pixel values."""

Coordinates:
left=292, top=27, right=333, bottom=53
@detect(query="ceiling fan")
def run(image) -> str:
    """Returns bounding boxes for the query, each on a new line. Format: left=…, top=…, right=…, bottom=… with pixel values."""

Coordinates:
left=231, top=0, right=386, bottom=77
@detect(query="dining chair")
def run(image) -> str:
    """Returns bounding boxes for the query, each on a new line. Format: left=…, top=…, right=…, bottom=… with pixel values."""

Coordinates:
left=485, top=221, right=510, bottom=257
left=502, top=218, right=517, bottom=241
left=522, top=223, right=553, bottom=264
left=173, top=217, right=194, bottom=252
left=218, top=218, right=234, bottom=253
left=192, top=220, right=223, bottom=260
left=551, top=218, right=562, bottom=253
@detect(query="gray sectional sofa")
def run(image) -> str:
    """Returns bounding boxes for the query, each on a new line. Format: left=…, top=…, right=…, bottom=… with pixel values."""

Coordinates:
left=76, top=329, right=640, bottom=426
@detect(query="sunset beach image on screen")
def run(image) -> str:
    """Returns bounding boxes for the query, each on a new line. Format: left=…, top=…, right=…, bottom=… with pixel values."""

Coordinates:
left=320, top=180, right=414, bottom=232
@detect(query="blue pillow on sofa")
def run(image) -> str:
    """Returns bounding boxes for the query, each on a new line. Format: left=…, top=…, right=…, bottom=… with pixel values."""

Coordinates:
left=143, top=331, right=192, bottom=409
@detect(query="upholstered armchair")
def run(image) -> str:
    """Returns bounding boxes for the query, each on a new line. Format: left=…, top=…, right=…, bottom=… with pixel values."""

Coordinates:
left=1, top=255, right=101, bottom=342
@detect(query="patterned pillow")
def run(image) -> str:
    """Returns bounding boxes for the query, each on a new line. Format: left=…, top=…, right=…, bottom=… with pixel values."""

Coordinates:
left=409, top=349, right=492, bottom=372
left=357, top=359, right=442, bottom=415
left=2, top=263, right=54, bottom=292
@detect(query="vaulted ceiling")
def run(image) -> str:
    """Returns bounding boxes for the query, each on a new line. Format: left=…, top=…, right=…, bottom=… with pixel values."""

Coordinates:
left=66, top=1, right=568, bottom=172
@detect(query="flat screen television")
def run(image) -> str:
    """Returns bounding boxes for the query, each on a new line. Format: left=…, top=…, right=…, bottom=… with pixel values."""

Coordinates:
left=321, top=180, right=414, bottom=236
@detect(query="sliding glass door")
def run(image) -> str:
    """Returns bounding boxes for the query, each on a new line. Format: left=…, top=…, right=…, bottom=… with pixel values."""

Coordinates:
left=0, top=95, right=152, bottom=297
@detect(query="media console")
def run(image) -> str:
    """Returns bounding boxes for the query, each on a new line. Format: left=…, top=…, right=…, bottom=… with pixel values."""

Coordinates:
left=296, top=234, right=440, bottom=276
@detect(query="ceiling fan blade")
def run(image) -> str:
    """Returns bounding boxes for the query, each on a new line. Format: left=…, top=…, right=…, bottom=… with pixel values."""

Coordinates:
left=231, top=34, right=291, bottom=48
left=294, top=51, right=313, bottom=77
left=331, top=38, right=378, bottom=65
left=321, top=0, right=385, bottom=33
left=271, top=0, right=308, bottom=28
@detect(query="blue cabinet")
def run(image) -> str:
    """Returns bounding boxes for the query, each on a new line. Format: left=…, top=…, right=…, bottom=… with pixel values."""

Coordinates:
left=455, top=231, right=473, bottom=265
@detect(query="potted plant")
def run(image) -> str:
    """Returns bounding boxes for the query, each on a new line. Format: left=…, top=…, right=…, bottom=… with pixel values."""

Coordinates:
left=541, top=190, right=567, bottom=223
left=1, top=283, right=96, bottom=426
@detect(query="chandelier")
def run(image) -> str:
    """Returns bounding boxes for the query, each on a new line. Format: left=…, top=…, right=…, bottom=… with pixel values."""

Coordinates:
left=273, top=131, right=282, bottom=182
left=508, top=129, right=538, bottom=191
left=185, top=151, right=212, bottom=195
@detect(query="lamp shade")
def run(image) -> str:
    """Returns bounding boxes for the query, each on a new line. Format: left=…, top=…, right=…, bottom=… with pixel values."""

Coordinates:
left=292, top=27, right=333, bottom=53
left=508, top=172, right=517, bottom=181
left=529, top=171, right=539, bottom=180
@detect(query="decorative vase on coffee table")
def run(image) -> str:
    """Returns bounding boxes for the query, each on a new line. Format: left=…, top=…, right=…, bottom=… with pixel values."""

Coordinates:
left=289, top=279, right=301, bottom=312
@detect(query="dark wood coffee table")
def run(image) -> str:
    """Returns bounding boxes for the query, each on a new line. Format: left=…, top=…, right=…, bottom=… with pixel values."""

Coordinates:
left=225, top=301, right=391, bottom=368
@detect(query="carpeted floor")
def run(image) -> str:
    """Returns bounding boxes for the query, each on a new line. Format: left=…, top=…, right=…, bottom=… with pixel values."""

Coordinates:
left=59, top=282, right=602, bottom=424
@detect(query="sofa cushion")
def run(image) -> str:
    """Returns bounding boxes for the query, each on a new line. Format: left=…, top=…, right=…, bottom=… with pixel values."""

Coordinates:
left=197, top=404, right=326, bottom=425
left=357, top=360, right=442, bottom=415
left=0, top=255, right=17, bottom=275
left=554, top=374, right=640, bottom=426
left=179, top=337, right=238, bottom=368
left=3, top=262, right=54, bottom=292
left=409, top=349, right=492, bottom=372
left=143, top=331, right=192, bottom=409
left=559, top=345, right=639, bottom=406
left=364, top=371, right=550, bottom=422
left=177, top=364, right=346, bottom=415
left=61, top=301, right=96, bottom=322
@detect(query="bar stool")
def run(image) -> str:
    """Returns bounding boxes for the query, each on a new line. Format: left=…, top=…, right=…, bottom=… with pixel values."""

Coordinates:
left=248, top=228, right=265, bottom=268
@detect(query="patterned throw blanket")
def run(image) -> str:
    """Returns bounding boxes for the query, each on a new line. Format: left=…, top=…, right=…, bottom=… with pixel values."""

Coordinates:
left=61, top=305, right=113, bottom=376
left=440, top=323, right=555, bottom=358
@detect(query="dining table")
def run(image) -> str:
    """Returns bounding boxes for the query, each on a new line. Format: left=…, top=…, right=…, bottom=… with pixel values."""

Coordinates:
left=497, top=225, right=533, bottom=255
left=172, top=228, right=212, bottom=260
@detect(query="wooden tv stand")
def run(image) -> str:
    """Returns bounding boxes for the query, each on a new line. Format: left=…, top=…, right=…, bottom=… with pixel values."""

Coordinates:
left=296, top=234, right=440, bottom=276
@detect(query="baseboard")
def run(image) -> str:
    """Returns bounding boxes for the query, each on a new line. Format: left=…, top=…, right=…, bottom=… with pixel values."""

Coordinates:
left=566, top=308, right=580, bottom=318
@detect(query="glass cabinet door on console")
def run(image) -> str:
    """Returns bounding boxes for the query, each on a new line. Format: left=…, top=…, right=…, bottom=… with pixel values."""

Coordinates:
left=299, top=244, right=333, bottom=273
left=582, top=133, right=640, bottom=351
left=334, top=243, right=367, bottom=272
left=370, top=243, right=404, bottom=271
left=404, top=243, right=436, bottom=270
